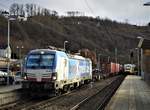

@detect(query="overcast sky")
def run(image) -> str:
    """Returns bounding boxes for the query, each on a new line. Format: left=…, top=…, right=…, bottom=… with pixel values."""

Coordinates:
left=0, top=0, right=150, bottom=25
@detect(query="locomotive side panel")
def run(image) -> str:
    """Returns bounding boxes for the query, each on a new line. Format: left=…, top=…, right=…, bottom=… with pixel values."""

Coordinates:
left=68, top=59, right=79, bottom=80
left=78, top=59, right=92, bottom=80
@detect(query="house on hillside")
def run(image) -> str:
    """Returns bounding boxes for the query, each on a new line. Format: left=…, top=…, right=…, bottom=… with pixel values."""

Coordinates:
left=138, top=39, right=150, bottom=84
left=0, top=44, right=11, bottom=58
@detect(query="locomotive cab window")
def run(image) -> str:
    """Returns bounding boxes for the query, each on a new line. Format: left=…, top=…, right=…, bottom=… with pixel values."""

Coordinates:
left=26, top=54, right=55, bottom=69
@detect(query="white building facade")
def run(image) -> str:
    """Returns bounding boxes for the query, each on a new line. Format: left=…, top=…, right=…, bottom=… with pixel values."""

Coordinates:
left=0, top=45, right=11, bottom=58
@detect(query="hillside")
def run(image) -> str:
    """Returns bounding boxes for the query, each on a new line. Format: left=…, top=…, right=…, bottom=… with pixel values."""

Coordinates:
left=0, top=15, right=150, bottom=63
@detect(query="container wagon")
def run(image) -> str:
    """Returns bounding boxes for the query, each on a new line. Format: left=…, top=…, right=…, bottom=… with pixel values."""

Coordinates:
left=22, top=49, right=92, bottom=95
left=93, top=62, right=121, bottom=80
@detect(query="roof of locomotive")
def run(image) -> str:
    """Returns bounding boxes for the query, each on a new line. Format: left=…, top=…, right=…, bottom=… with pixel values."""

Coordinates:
left=29, top=49, right=58, bottom=54
left=28, top=49, right=91, bottom=61
left=67, top=54, right=87, bottom=60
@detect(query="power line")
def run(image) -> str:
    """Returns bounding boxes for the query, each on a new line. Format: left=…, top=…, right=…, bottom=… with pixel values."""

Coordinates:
left=82, top=0, right=117, bottom=48
left=81, top=0, right=116, bottom=55
left=83, top=0, right=95, bottom=16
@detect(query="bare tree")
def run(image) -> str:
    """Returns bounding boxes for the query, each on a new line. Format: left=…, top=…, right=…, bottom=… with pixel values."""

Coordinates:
left=25, top=4, right=30, bottom=16
left=9, top=3, right=58, bottom=17
left=10, top=3, right=19, bottom=15
left=51, top=10, right=58, bottom=16
left=67, top=11, right=83, bottom=17
left=29, top=4, right=34, bottom=16
left=33, top=4, right=37, bottom=16
left=19, top=4, right=25, bottom=16
left=41, top=8, right=50, bottom=16
left=0, top=9, right=5, bottom=15
left=37, top=6, right=41, bottom=15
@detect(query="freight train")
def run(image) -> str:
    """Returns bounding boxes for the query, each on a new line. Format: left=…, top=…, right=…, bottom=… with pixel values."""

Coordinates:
left=92, top=62, right=122, bottom=81
left=22, top=49, right=92, bottom=95
left=22, top=49, right=123, bottom=96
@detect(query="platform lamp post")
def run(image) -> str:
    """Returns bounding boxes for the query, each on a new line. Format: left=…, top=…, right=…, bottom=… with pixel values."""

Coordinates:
left=144, top=2, right=150, bottom=6
left=135, top=48, right=139, bottom=75
left=64, top=41, right=68, bottom=52
left=20, top=46, right=24, bottom=77
left=17, top=46, right=24, bottom=59
left=108, top=56, right=110, bottom=63
left=97, top=54, right=101, bottom=71
left=16, top=46, right=19, bottom=59
left=16, top=45, right=24, bottom=75
left=7, top=13, right=11, bottom=85
left=2, top=11, right=16, bottom=85
left=115, top=48, right=118, bottom=64
left=20, top=46, right=24, bottom=59
left=2, top=11, right=26, bottom=85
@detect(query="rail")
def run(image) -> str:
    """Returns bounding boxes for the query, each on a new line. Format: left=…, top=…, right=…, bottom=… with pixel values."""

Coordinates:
left=70, top=76, right=124, bottom=110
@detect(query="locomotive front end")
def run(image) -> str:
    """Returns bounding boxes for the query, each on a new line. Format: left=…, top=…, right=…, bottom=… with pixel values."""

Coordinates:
left=22, top=49, right=57, bottom=93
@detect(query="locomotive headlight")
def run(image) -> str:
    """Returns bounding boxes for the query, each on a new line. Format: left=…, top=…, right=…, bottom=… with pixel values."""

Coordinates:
left=52, top=76, right=57, bottom=80
left=24, top=76, right=27, bottom=80
left=41, top=51, right=44, bottom=54
left=52, top=72, right=57, bottom=80
left=24, top=73, right=28, bottom=80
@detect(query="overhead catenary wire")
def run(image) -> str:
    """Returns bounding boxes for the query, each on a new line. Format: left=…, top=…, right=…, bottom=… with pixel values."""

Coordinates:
left=81, top=0, right=116, bottom=48
left=83, top=0, right=95, bottom=16
left=81, top=0, right=117, bottom=59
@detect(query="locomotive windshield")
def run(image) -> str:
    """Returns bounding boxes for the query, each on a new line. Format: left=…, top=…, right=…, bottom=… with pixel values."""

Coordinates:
left=26, top=54, right=55, bottom=69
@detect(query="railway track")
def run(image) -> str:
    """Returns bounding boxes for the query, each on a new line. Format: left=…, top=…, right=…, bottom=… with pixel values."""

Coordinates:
left=0, top=87, right=83, bottom=110
left=22, top=83, right=91, bottom=110
left=71, top=75, right=124, bottom=110
left=0, top=83, right=88, bottom=110
left=0, top=75, right=125, bottom=110
left=22, top=75, right=124, bottom=110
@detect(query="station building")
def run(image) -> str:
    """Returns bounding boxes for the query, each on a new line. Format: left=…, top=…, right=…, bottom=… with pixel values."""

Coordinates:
left=0, top=44, right=11, bottom=59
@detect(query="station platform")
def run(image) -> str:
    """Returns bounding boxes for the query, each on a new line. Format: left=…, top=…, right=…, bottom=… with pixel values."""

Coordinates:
left=0, top=84, right=21, bottom=93
left=105, top=75, right=150, bottom=110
